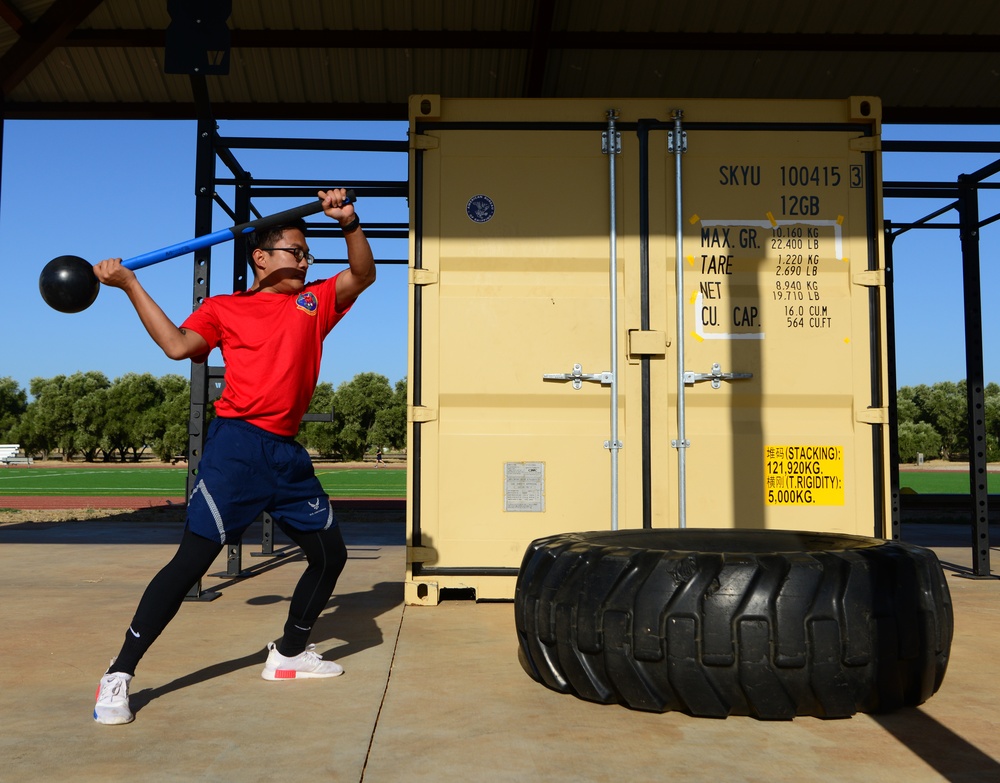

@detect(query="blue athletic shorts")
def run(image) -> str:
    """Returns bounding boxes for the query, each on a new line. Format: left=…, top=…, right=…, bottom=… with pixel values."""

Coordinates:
left=186, top=417, right=335, bottom=544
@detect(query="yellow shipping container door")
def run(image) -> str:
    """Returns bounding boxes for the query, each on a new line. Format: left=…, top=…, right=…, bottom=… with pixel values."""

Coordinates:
left=407, top=97, right=888, bottom=604
left=650, top=101, right=887, bottom=534
left=406, top=99, right=632, bottom=603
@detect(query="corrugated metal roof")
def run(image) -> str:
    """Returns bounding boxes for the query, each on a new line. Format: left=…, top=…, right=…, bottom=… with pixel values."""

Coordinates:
left=0, top=0, right=998, bottom=121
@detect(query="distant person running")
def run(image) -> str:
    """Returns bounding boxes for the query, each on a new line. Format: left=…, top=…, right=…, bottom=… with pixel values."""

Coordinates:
left=375, top=448, right=385, bottom=468
left=91, top=189, right=374, bottom=725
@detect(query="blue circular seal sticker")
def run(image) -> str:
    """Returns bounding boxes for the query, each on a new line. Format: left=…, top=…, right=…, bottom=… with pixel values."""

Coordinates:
left=467, top=194, right=495, bottom=223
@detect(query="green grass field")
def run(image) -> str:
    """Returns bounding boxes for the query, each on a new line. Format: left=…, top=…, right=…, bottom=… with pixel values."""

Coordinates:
left=0, top=465, right=988, bottom=499
left=899, top=470, right=1000, bottom=495
left=0, top=467, right=405, bottom=499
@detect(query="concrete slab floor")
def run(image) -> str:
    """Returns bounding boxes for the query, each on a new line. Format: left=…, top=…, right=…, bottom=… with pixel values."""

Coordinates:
left=0, top=513, right=998, bottom=783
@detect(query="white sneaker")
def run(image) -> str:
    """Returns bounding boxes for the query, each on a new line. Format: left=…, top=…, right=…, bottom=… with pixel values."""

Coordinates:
left=94, top=669, right=133, bottom=725
left=262, top=642, right=344, bottom=680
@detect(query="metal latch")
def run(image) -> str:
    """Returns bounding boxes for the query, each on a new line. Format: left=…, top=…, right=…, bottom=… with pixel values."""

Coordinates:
left=543, top=363, right=613, bottom=390
left=683, top=363, right=753, bottom=389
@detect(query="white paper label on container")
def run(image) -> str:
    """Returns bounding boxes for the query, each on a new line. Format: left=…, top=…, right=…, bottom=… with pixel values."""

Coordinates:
left=504, top=462, right=545, bottom=512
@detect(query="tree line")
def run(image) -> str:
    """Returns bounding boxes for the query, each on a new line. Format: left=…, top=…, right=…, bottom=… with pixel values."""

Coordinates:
left=0, top=372, right=406, bottom=463
left=1, top=374, right=984, bottom=465
left=895, top=380, right=1000, bottom=463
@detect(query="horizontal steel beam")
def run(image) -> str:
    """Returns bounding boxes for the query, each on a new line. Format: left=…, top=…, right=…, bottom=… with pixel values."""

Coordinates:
left=6, top=101, right=1000, bottom=125
left=63, top=29, right=1000, bottom=54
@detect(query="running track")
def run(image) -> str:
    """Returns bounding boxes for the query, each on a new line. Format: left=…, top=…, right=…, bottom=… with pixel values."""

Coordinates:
left=1, top=496, right=185, bottom=510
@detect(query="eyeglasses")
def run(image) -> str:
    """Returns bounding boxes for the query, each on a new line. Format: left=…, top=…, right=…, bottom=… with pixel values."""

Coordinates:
left=260, top=246, right=315, bottom=265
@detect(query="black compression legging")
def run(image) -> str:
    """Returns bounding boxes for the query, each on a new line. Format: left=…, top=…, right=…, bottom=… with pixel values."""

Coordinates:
left=108, top=524, right=348, bottom=675
left=275, top=523, right=348, bottom=657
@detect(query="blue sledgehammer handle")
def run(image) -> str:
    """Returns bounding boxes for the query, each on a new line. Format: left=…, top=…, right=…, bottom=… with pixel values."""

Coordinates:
left=122, top=191, right=355, bottom=271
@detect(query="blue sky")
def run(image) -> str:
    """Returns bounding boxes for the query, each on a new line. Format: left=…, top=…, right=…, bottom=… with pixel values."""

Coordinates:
left=880, top=124, right=1000, bottom=389
left=1, top=118, right=997, bottom=398
left=1, top=118, right=411, bottom=396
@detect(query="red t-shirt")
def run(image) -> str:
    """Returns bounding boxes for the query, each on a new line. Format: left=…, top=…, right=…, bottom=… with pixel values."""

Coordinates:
left=181, top=273, right=351, bottom=436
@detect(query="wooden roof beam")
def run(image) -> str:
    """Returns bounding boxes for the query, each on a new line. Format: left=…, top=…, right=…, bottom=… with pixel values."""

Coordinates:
left=0, top=0, right=28, bottom=33
left=524, top=0, right=556, bottom=97
left=0, top=0, right=104, bottom=94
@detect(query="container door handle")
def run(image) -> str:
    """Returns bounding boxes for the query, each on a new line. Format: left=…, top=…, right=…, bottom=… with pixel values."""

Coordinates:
left=543, top=363, right=614, bottom=390
left=683, top=363, right=753, bottom=389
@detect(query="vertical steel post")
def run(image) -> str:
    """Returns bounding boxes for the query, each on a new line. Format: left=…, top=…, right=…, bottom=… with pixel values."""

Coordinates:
left=0, top=96, right=5, bottom=229
left=233, top=180, right=251, bottom=292
left=222, top=182, right=253, bottom=577
left=958, top=175, right=991, bottom=577
left=670, top=110, right=689, bottom=528
left=184, top=113, right=220, bottom=601
left=410, top=136, right=425, bottom=551
left=637, top=120, right=654, bottom=528
left=884, top=224, right=902, bottom=540
left=605, top=110, right=622, bottom=530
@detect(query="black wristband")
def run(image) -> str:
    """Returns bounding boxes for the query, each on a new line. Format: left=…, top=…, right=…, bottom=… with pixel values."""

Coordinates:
left=341, top=214, right=360, bottom=234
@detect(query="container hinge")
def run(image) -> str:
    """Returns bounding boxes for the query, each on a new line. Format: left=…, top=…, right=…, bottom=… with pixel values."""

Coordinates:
left=849, top=136, right=880, bottom=152
left=852, top=270, right=885, bottom=287
left=668, top=129, right=688, bottom=154
left=856, top=407, right=888, bottom=424
left=683, top=363, right=753, bottom=389
left=410, top=133, right=440, bottom=150
left=602, top=109, right=621, bottom=155
left=407, top=546, right=438, bottom=565
left=543, top=363, right=613, bottom=390
left=409, top=268, right=439, bottom=286
left=408, top=405, right=438, bottom=423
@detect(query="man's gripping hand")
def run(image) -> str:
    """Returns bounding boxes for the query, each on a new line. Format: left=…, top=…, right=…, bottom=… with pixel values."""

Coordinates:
left=93, top=258, right=138, bottom=291
left=318, top=189, right=356, bottom=228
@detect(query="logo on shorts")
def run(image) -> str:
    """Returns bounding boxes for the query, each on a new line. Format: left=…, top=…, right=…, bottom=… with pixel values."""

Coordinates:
left=308, top=497, right=326, bottom=516
left=296, top=292, right=318, bottom=315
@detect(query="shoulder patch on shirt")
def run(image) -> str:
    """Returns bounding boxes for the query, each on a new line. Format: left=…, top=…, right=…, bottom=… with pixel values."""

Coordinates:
left=296, top=291, right=319, bottom=315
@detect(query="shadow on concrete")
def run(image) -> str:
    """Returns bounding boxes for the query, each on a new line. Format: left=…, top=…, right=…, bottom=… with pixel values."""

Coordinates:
left=129, top=579, right=404, bottom=715
left=0, top=506, right=405, bottom=548
left=900, top=521, right=1000, bottom=549
left=872, top=707, right=1000, bottom=782
left=0, top=507, right=186, bottom=544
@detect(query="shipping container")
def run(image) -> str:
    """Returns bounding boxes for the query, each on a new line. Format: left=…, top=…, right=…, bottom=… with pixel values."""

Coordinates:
left=406, top=96, right=887, bottom=604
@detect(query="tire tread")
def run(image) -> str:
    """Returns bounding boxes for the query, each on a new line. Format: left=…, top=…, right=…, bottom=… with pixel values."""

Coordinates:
left=514, top=529, right=953, bottom=719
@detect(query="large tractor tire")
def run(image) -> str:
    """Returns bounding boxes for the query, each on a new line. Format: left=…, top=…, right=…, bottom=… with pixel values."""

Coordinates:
left=514, top=529, right=952, bottom=720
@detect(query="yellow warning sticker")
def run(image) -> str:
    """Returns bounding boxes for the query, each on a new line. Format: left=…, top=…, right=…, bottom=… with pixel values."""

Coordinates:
left=764, top=445, right=844, bottom=505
